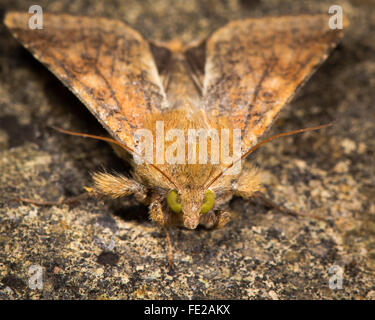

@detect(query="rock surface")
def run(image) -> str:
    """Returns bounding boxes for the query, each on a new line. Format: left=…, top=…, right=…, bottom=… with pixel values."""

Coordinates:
left=0, top=0, right=374, bottom=299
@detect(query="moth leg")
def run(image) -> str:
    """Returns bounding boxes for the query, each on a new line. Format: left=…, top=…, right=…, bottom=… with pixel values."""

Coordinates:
left=14, top=172, right=146, bottom=206
left=232, top=165, right=324, bottom=220
left=149, top=198, right=175, bottom=268
left=252, top=191, right=325, bottom=221
left=214, top=210, right=232, bottom=229
left=200, top=210, right=232, bottom=229
left=164, top=227, right=174, bottom=269
left=13, top=192, right=90, bottom=207
left=149, top=197, right=168, bottom=226
left=149, top=195, right=182, bottom=227
left=89, top=172, right=147, bottom=201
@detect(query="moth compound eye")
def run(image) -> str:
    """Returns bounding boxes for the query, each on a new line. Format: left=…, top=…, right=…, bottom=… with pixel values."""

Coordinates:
left=201, top=190, right=215, bottom=214
left=167, top=190, right=182, bottom=213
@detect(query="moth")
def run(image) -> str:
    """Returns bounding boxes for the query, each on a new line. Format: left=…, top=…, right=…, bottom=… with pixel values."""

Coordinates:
left=4, top=12, right=345, bottom=265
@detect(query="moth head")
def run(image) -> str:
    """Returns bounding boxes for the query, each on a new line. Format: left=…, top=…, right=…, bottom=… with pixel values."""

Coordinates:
left=52, top=124, right=331, bottom=230
left=167, top=189, right=215, bottom=229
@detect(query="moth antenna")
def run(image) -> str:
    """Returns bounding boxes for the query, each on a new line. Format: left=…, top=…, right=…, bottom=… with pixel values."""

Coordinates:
left=51, top=126, right=179, bottom=189
left=205, top=123, right=333, bottom=189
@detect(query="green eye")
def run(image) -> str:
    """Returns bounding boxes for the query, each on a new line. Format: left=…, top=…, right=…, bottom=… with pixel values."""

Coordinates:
left=167, top=189, right=215, bottom=214
left=201, top=190, right=215, bottom=214
left=167, top=190, right=182, bottom=213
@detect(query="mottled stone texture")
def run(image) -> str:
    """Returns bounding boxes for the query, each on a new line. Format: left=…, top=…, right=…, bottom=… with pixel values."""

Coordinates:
left=0, top=0, right=374, bottom=299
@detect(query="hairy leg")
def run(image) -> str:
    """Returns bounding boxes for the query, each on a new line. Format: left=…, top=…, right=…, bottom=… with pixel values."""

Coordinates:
left=89, top=172, right=147, bottom=201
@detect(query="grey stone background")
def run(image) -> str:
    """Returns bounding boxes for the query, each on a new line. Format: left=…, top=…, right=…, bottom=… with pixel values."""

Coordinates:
left=0, top=0, right=374, bottom=299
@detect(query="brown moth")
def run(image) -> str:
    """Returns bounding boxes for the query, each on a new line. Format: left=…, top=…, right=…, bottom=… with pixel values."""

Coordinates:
left=4, top=12, right=345, bottom=264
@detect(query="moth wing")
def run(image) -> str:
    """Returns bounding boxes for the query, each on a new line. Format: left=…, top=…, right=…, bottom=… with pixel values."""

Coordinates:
left=203, top=15, right=345, bottom=150
left=4, top=12, right=168, bottom=149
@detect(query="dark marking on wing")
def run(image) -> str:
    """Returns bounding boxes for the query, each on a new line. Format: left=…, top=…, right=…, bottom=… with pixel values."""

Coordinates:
left=4, top=12, right=168, bottom=148
left=203, top=14, right=346, bottom=150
